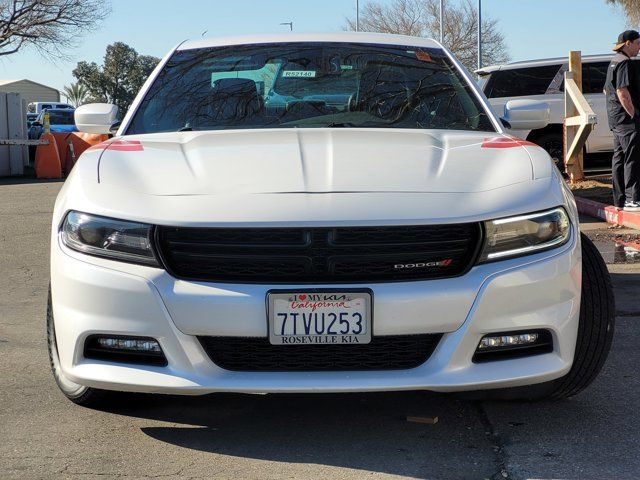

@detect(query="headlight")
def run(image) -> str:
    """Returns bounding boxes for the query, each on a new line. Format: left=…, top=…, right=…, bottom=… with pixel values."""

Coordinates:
left=479, top=207, right=571, bottom=263
left=60, top=211, right=159, bottom=266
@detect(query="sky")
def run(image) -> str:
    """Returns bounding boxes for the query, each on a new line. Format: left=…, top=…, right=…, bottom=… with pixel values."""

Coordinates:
left=0, top=0, right=632, bottom=98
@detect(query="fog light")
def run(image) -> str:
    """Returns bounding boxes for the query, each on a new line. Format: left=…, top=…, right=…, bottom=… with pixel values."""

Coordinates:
left=473, top=329, right=553, bottom=363
left=97, top=337, right=161, bottom=352
left=84, top=335, right=167, bottom=366
left=478, top=333, right=539, bottom=349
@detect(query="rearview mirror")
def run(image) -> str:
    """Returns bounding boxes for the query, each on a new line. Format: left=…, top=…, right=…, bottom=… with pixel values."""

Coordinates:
left=74, top=103, right=119, bottom=134
left=501, top=99, right=550, bottom=131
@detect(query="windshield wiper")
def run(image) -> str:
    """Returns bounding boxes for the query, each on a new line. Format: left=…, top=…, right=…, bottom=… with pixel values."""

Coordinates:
left=178, top=125, right=193, bottom=132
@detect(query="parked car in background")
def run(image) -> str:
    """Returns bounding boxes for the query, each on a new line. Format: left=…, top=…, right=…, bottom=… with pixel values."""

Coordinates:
left=27, top=102, right=74, bottom=114
left=477, top=54, right=618, bottom=172
left=26, top=113, right=38, bottom=129
left=28, top=108, right=77, bottom=139
left=49, top=33, right=614, bottom=408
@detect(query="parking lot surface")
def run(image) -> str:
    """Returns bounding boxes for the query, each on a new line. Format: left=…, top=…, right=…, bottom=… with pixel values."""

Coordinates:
left=1, top=179, right=639, bottom=480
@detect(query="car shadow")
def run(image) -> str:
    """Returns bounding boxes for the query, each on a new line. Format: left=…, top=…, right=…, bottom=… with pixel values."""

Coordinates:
left=0, top=177, right=64, bottom=186
left=99, top=391, right=501, bottom=479
left=92, top=386, right=626, bottom=480
left=610, top=271, right=640, bottom=315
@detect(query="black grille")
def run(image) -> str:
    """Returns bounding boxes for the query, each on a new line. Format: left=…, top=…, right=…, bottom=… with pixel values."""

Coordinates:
left=155, top=224, right=481, bottom=283
left=197, top=334, right=443, bottom=371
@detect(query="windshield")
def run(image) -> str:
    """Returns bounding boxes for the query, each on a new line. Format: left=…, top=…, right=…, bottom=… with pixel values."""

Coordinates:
left=43, top=111, right=75, bottom=125
left=127, top=42, right=495, bottom=134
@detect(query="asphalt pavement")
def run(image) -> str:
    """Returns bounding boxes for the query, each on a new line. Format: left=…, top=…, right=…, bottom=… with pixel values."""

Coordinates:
left=1, top=179, right=638, bottom=480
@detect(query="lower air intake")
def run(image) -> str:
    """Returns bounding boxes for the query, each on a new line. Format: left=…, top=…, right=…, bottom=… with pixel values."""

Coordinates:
left=197, top=334, right=443, bottom=371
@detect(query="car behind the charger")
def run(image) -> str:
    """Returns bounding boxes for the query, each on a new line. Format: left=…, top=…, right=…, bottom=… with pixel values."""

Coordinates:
left=48, top=32, right=614, bottom=406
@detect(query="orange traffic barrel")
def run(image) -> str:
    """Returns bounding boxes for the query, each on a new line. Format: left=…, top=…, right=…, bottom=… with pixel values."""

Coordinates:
left=62, top=132, right=110, bottom=176
left=35, top=131, right=62, bottom=179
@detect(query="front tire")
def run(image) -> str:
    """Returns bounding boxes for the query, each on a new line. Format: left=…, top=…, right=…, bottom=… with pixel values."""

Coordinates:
left=47, top=287, right=109, bottom=407
left=481, top=233, right=615, bottom=400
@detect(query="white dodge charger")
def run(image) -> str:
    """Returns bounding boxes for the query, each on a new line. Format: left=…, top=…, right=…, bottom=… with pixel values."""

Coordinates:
left=48, top=33, right=614, bottom=406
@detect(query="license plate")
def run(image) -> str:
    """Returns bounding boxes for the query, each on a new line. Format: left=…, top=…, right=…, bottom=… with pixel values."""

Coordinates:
left=268, top=291, right=372, bottom=345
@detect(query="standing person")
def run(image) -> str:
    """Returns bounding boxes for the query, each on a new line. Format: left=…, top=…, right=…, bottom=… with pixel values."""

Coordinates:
left=605, top=30, right=640, bottom=211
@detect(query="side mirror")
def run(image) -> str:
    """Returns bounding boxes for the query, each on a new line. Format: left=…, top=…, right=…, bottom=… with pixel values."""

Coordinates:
left=74, top=103, right=119, bottom=134
left=501, top=99, right=550, bottom=131
left=109, top=120, right=122, bottom=135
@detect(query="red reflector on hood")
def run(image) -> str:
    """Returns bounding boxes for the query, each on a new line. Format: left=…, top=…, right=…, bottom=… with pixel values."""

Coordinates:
left=481, top=137, right=538, bottom=149
left=86, top=140, right=112, bottom=152
left=106, top=139, right=143, bottom=151
left=86, top=138, right=144, bottom=152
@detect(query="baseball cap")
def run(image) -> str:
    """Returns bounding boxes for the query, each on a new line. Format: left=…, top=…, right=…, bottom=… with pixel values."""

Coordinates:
left=614, top=30, right=640, bottom=51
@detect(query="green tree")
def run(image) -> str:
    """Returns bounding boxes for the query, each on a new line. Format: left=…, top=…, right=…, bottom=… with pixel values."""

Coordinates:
left=346, top=0, right=509, bottom=71
left=73, top=42, right=160, bottom=115
left=63, top=82, right=88, bottom=107
left=607, top=0, right=640, bottom=25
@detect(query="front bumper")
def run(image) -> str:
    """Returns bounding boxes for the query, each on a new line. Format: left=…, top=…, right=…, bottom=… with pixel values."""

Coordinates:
left=50, top=232, right=581, bottom=395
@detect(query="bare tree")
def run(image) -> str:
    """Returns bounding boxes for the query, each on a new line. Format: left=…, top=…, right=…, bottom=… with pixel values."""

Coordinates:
left=0, top=0, right=110, bottom=57
left=346, top=0, right=509, bottom=71
left=606, top=0, right=640, bottom=26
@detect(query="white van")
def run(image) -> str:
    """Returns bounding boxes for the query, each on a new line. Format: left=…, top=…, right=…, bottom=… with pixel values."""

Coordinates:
left=477, top=54, right=620, bottom=171
left=27, top=102, right=74, bottom=114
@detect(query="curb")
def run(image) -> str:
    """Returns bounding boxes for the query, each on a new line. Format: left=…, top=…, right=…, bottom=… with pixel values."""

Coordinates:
left=575, top=196, right=640, bottom=230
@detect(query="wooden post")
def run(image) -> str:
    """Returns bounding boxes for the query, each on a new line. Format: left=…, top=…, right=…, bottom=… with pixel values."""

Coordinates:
left=569, top=51, right=582, bottom=89
left=0, top=93, right=9, bottom=177
left=565, top=51, right=585, bottom=182
left=21, top=98, right=28, bottom=168
left=7, top=93, right=24, bottom=176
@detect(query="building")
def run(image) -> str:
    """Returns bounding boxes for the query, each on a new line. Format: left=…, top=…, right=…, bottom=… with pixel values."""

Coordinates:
left=0, top=79, right=60, bottom=106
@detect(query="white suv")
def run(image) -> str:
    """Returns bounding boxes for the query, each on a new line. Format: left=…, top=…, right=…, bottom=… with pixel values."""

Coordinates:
left=48, top=33, right=614, bottom=406
left=477, top=54, right=620, bottom=171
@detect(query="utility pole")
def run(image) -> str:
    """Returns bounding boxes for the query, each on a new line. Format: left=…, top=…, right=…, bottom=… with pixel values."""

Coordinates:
left=280, top=22, right=293, bottom=31
left=439, top=0, right=443, bottom=43
left=477, top=0, right=482, bottom=70
left=356, top=0, right=360, bottom=31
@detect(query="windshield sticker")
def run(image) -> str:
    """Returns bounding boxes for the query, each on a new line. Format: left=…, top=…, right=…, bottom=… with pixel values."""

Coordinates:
left=415, top=50, right=433, bottom=62
left=282, top=70, right=316, bottom=78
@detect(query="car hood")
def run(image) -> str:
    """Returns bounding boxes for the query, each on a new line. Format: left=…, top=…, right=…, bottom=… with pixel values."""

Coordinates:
left=96, top=129, right=550, bottom=196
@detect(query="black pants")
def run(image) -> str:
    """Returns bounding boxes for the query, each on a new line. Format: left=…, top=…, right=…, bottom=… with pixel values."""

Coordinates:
left=612, top=124, right=640, bottom=207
